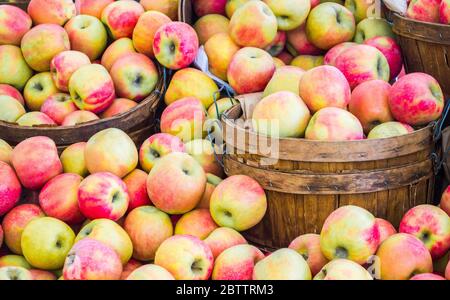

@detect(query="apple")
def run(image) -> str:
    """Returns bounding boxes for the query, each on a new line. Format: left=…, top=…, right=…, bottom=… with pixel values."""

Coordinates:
left=323, top=42, right=356, bottom=65
left=16, top=112, right=57, bottom=127
left=226, top=0, right=255, bottom=18
left=12, top=136, right=63, bottom=190
left=306, top=3, right=356, bottom=50
left=410, top=273, right=446, bottom=280
left=24, top=72, right=59, bottom=111
left=332, top=44, right=390, bottom=89
left=153, top=22, right=199, bottom=70
left=193, top=0, right=227, bottom=16
left=110, top=53, right=159, bottom=101
left=194, top=14, right=230, bottom=45
left=21, top=217, right=75, bottom=270
left=0, top=84, right=24, bottom=105
left=314, top=259, right=373, bottom=280
left=205, top=33, right=240, bottom=81
left=0, top=5, right=32, bottom=46
left=126, top=264, right=175, bottom=280
left=2, top=204, right=44, bottom=255
left=120, top=259, right=143, bottom=280
left=63, top=238, right=122, bottom=280
left=154, top=235, right=214, bottom=280
left=147, top=152, right=206, bottom=214
left=0, top=162, right=20, bottom=217
left=207, top=97, right=239, bottom=120
left=101, top=38, right=136, bottom=72
left=76, top=219, right=133, bottom=265
left=320, top=205, right=380, bottom=264
left=253, top=248, right=312, bottom=280
left=227, top=47, right=276, bottom=94
left=376, top=233, right=433, bottom=280
left=441, top=186, right=450, bottom=216
left=39, top=173, right=84, bottom=225
left=291, top=55, right=324, bottom=70
left=60, top=142, right=88, bottom=177
left=160, top=97, right=206, bottom=143
left=85, top=128, right=138, bottom=178
left=124, top=206, right=173, bottom=261
left=0, top=139, right=12, bottom=165
left=140, top=0, right=178, bottom=20
left=0, top=95, right=26, bottom=123
left=277, top=50, right=294, bottom=65
left=0, top=45, right=33, bottom=90
left=367, top=122, right=414, bottom=139
left=406, top=0, right=441, bottom=23
left=139, top=133, right=185, bottom=172
left=123, top=169, right=152, bottom=211
left=75, top=0, right=114, bottom=19
left=364, top=36, right=403, bottom=81
left=27, top=0, right=76, bottom=25
left=133, top=11, right=171, bottom=58
left=185, top=139, right=223, bottom=178
left=388, top=73, right=444, bottom=126
left=375, top=218, right=397, bottom=245
left=101, top=98, right=138, bottom=118
left=348, top=80, right=393, bottom=134
left=101, top=0, right=144, bottom=40
left=286, top=24, right=323, bottom=56
left=289, top=234, right=329, bottom=276
left=353, top=18, right=395, bottom=43
left=21, top=24, right=70, bottom=72
left=69, top=64, right=116, bottom=113
left=264, top=66, right=305, bottom=97
left=0, top=255, right=31, bottom=269
left=41, top=93, right=78, bottom=125
left=175, top=209, right=218, bottom=240
left=50, top=51, right=91, bottom=93
left=210, top=175, right=267, bottom=231
left=265, top=31, right=287, bottom=57
left=197, top=173, right=223, bottom=209
left=78, top=172, right=129, bottom=221
left=263, top=0, right=311, bottom=30
left=441, top=0, right=450, bottom=24
left=204, top=227, right=247, bottom=259
left=30, top=269, right=57, bottom=280
left=0, top=267, right=32, bottom=280
left=399, top=205, right=450, bottom=259
left=61, top=110, right=100, bottom=126
left=344, top=0, right=375, bottom=22
left=165, top=68, right=219, bottom=108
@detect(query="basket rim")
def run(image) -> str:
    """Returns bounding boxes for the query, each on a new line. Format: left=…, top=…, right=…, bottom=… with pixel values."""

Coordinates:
left=393, top=13, right=450, bottom=29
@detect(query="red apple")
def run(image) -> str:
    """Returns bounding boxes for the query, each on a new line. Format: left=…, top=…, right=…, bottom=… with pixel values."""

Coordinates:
left=0, top=84, right=24, bottom=105
left=50, top=50, right=91, bottom=92
left=174, top=209, right=218, bottom=240
left=101, top=0, right=144, bottom=40
left=364, top=37, right=403, bottom=81
left=441, top=0, right=450, bottom=24
left=193, top=0, right=227, bottom=17
left=61, top=110, right=99, bottom=126
left=0, top=5, right=32, bottom=46
left=139, top=133, right=186, bottom=172
left=286, top=24, right=323, bottom=56
left=75, top=0, right=114, bottom=19
left=41, top=93, right=78, bottom=125
left=100, top=98, right=138, bottom=119
left=323, top=42, right=356, bottom=66
left=441, top=186, right=450, bottom=216
left=27, top=0, right=76, bottom=25
left=410, top=273, right=446, bottom=280
left=406, top=0, right=441, bottom=23
left=289, top=234, right=329, bottom=276
left=375, top=218, right=397, bottom=245
left=0, top=162, right=21, bottom=216
left=132, top=11, right=171, bottom=58
left=204, top=227, right=247, bottom=259
left=123, top=169, right=152, bottom=212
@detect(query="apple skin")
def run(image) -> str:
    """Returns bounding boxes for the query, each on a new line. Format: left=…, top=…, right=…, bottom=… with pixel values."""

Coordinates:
left=101, top=0, right=144, bottom=40
left=407, top=0, right=441, bottom=23
left=193, top=0, right=227, bottom=17
left=0, top=266, right=32, bottom=280
left=388, top=73, right=444, bottom=126
left=185, top=139, right=224, bottom=178
left=286, top=24, right=323, bottom=56
left=41, top=93, right=78, bottom=125
left=75, top=218, right=133, bottom=265
left=0, top=162, right=21, bottom=217
left=0, top=255, right=32, bottom=269
left=21, top=217, right=75, bottom=270
left=101, top=38, right=136, bottom=72
left=123, top=169, right=152, bottom=211
left=440, top=0, right=450, bottom=24
left=78, top=172, right=130, bottom=221
left=305, top=107, right=364, bottom=141
left=60, top=142, right=89, bottom=177
left=289, top=234, right=329, bottom=276
left=364, top=37, right=403, bottom=81
left=27, top=0, right=76, bottom=25
left=207, top=97, right=239, bottom=120
left=367, top=122, right=414, bottom=139
left=314, top=259, right=373, bottom=280
left=306, top=3, right=356, bottom=50
left=410, top=273, right=446, bottom=280
left=16, top=112, right=57, bottom=127
left=0, top=139, right=12, bottom=165
left=323, top=42, right=356, bottom=65
left=353, top=18, right=395, bottom=43
left=263, top=0, right=311, bottom=31
left=147, top=152, right=207, bottom=214
left=344, top=0, right=376, bottom=22
left=12, top=136, right=63, bottom=190
left=205, top=33, right=240, bottom=81
left=204, top=227, right=247, bottom=259
left=63, top=238, right=122, bottom=280
left=140, top=0, right=179, bottom=20
left=50, top=51, right=91, bottom=93
left=75, top=0, right=114, bottom=19
left=139, top=133, right=186, bottom=172
left=154, top=234, right=214, bottom=280
left=24, top=72, right=60, bottom=112
left=0, top=95, right=26, bottom=123
left=165, top=68, right=219, bottom=108
left=133, top=11, right=171, bottom=58
left=441, top=186, right=450, bottom=216
left=277, top=51, right=294, bottom=65
left=175, top=209, right=218, bottom=240
left=0, top=45, right=33, bottom=90
left=0, top=5, right=32, bottom=46
left=2, top=204, right=44, bottom=255
left=253, top=248, right=312, bottom=280
left=194, top=14, right=230, bottom=45
left=0, top=84, right=24, bottom=105
left=212, top=244, right=265, bottom=280
left=160, top=97, right=206, bottom=143
left=320, top=205, right=380, bottom=265
left=291, top=55, right=324, bottom=70
left=227, top=47, right=276, bottom=94
left=226, top=0, right=255, bottom=18
left=21, top=24, right=70, bottom=72
left=69, top=64, right=116, bottom=113
left=349, top=80, right=393, bottom=134
left=61, top=110, right=99, bottom=126
left=299, top=65, right=351, bottom=113
left=124, top=206, right=173, bottom=261
left=30, top=269, right=57, bottom=280
left=210, top=175, right=267, bottom=232
left=375, top=218, right=397, bottom=245
left=110, top=53, right=159, bottom=102
left=265, top=31, right=287, bottom=57
left=376, top=233, right=433, bottom=280
left=126, top=264, right=175, bottom=280
left=101, top=98, right=138, bottom=118
left=399, top=205, right=450, bottom=259
left=153, top=22, right=199, bottom=70
left=197, top=173, right=223, bottom=209
left=39, top=173, right=85, bottom=224
left=120, top=259, right=143, bottom=280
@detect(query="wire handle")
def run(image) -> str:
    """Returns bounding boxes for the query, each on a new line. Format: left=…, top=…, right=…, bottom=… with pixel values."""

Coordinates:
left=433, top=98, right=450, bottom=142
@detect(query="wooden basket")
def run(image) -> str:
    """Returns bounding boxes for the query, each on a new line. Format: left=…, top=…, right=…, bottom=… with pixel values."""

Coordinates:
left=179, top=0, right=194, bottom=24
left=393, top=13, right=450, bottom=98
left=222, top=104, right=437, bottom=251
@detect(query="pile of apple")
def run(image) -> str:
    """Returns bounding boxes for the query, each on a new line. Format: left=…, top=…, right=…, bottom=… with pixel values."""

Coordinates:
left=0, top=0, right=189, bottom=127
left=404, top=0, right=450, bottom=25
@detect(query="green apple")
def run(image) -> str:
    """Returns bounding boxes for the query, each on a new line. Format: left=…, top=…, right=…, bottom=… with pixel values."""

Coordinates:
left=354, top=18, right=395, bottom=43
left=0, top=95, right=26, bottom=122
left=0, top=266, right=32, bottom=280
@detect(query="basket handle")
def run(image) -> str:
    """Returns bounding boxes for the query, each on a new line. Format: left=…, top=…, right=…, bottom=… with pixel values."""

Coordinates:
left=433, top=98, right=450, bottom=142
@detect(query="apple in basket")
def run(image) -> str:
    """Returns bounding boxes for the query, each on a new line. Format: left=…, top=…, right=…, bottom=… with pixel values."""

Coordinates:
left=101, top=0, right=144, bottom=40
left=0, top=5, right=32, bottom=46
left=194, top=14, right=230, bottom=45
left=140, top=0, right=179, bottom=21
left=27, top=0, right=76, bottom=25
left=0, top=45, right=33, bottom=90
left=75, top=0, right=114, bottom=19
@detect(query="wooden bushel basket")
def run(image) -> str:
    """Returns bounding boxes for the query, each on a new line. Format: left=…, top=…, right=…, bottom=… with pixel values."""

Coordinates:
left=222, top=103, right=440, bottom=251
